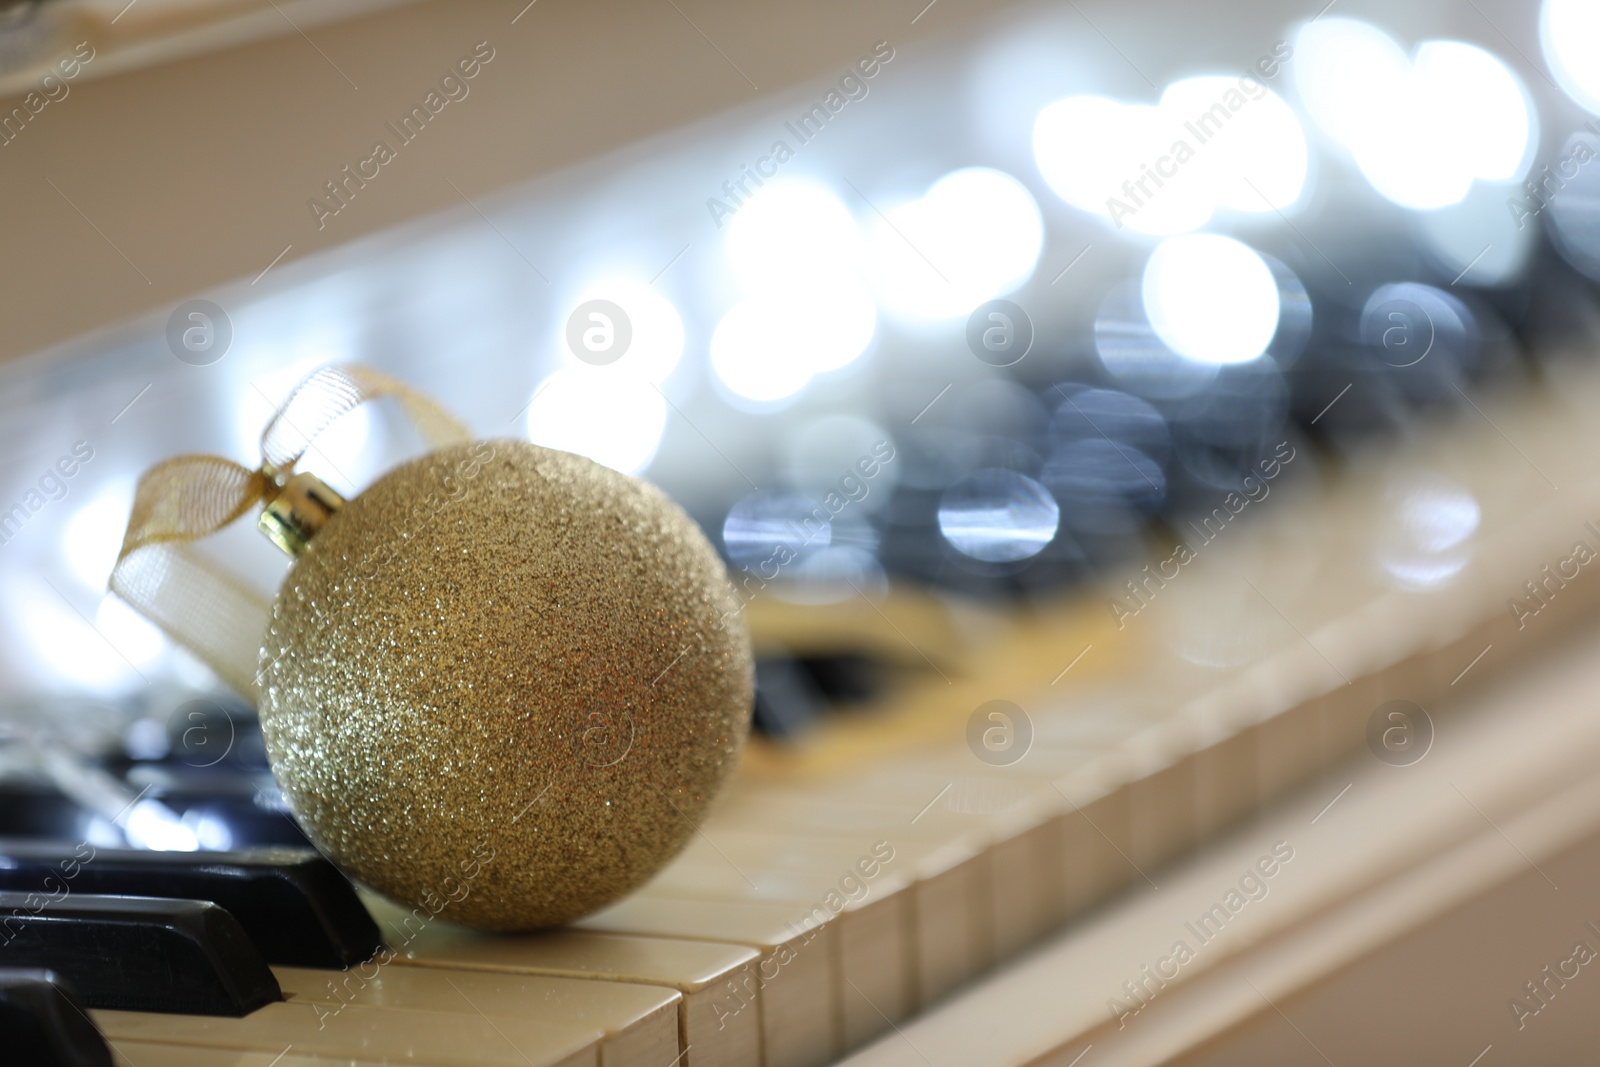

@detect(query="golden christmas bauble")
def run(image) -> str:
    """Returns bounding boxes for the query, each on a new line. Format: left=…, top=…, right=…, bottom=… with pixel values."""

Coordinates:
left=255, top=440, right=753, bottom=930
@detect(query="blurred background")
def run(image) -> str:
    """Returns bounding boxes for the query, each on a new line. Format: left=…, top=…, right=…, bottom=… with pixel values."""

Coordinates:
left=3, top=0, right=1600, bottom=848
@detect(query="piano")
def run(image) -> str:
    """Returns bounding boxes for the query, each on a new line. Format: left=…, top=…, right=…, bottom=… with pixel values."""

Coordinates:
left=3, top=0, right=1600, bottom=1063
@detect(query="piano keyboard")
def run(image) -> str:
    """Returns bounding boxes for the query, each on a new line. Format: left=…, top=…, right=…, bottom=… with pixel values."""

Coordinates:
left=10, top=358, right=1600, bottom=1065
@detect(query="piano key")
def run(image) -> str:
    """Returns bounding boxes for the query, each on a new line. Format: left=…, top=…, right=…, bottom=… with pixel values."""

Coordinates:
left=359, top=894, right=760, bottom=1067
left=834, top=614, right=1600, bottom=1067
left=577, top=895, right=836, bottom=1067
left=668, top=816, right=993, bottom=1009
left=274, top=964, right=678, bottom=1067
left=752, top=654, right=830, bottom=739
left=96, top=1001, right=599, bottom=1067
left=1185, top=708, right=1261, bottom=840
left=691, top=798, right=1000, bottom=1005
left=120, top=768, right=314, bottom=850
left=1118, top=730, right=1201, bottom=870
left=1055, top=774, right=1141, bottom=913
left=624, top=870, right=915, bottom=1049
left=705, top=780, right=1066, bottom=959
left=0, top=893, right=281, bottom=1016
left=628, top=855, right=915, bottom=1050
left=0, top=968, right=112, bottom=1067
left=758, top=788, right=1068, bottom=961
left=0, top=841, right=382, bottom=969
left=0, top=782, right=94, bottom=841
left=793, top=651, right=889, bottom=706
left=834, top=888, right=913, bottom=1048
left=906, top=838, right=993, bottom=1006
left=756, top=763, right=1127, bottom=963
left=111, top=1043, right=401, bottom=1067
left=983, top=807, right=1070, bottom=958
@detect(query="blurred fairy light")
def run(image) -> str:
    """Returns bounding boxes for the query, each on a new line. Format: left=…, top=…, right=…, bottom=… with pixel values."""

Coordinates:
left=722, top=491, right=831, bottom=566
left=1294, top=19, right=1407, bottom=152
left=1095, top=282, right=1222, bottom=399
left=1158, top=76, right=1307, bottom=212
left=1358, top=282, right=1480, bottom=403
left=726, top=181, right=865, bottom=291
left=1032, top=76, right=1306, bottom=236
left=712, top=181, right=877, bottom=404
left=1547, top=129, right=1600, bottom=280
left=1142, top=235, right=1280, bottom=365
left=63, top=483, right=133, bottom=592
left=557, top=277, right=685, bottom=384
left=523, top=367, right=667, bottom=475
left=1043, top=439, right=1165, bottom=535
left=1543, top=0, right=1600, bottom=115
left=710, top=299, right=814, bottom=403
left=1417, top=181, right=1534, bottom=287
left=1262, top=255, right=1313, bottom=366
left=866, top=167, right=1043, bottom=320
left=184, top=809, right=235, bottom=851
left=524, top=276, right=682, bottom=474
left=35, top=746, right=198, bottom=851
left=94, top=595, right=167, bottom=669
left=938, top=469, right=1060, bottom=563
left=1416, top=43, right=1534, bottom=182
left=0, top=577, right=142, bottom=694
left=1294, top=20, right=1534, bottom=210
left=123, top=798, right=201, bottom=852
left=1376, top=472, right=1480, bottom=591
left=1045, top=385, right=1170, bottom=533
left=1051, top=386, right=1171, bottom=465
left=711, top=291, right=875, bottom=401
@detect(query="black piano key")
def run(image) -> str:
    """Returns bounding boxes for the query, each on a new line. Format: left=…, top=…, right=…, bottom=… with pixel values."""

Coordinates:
left=122, top=766, right=314, bottom=848
left=0, top=841, right=382, bottom=969
left=0, top=969, right=112, bottom=1067
left=795, top=651, right=887, bottom=705
left=752, top=654, right=829, bottom=740
left=0, top=784, right=93, bottom=841
left=0, top=892, right=281, bottom=1016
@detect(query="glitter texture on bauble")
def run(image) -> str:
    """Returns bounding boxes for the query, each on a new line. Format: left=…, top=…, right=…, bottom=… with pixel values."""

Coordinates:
left=257, top=439, right=753, bottom=930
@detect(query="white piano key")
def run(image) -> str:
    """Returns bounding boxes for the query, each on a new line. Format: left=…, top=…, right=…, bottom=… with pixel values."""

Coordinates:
left=274, top=964, right=678, bottom=1067
left=96, top=1002, right=599, bottom=1067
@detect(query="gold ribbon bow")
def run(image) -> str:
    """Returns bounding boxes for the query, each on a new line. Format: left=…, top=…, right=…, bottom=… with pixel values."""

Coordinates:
left=110, top=364, right=471, bottom=703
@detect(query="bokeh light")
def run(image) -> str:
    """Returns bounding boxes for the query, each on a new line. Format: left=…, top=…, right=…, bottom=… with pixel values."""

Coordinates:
left=714, top=180, right=876, bottom=402
left=1542, top=0, right=1600, bottom=116
left=1142, top=235, right=1280, bottom=364
left=938, top=469, right=1060, bottom=562
left=726, top=181, right=865, bottom=292
left=867, top=167, right=1044, bottom=319
left=1546, top=130, right=1600, bottom=281
left=723, top=491, right=832, bottom=567
left=63, top=484, right=134, bottom=593
left=710, top=291, right=875, bottom=404
left=1294, top=20, right=1533, bottom=210
left=524, top=367, right=668, bottom=475
left=557, top=277, right=685, bottom=384
left=1159, top=75, right=1308, bottom=213
left=1095, top=281, right=1222, bottom=399
left=1033, top=75, right=1307, bottom=236
left=1357, top=282, right=1481, bottom=408
left=1375, top=471, right=1480, bottom=591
